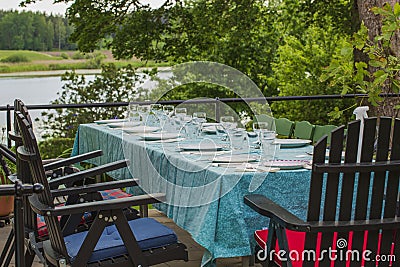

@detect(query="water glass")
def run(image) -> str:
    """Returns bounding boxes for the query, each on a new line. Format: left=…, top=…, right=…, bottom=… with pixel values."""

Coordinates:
left=260, top=135, right=279, bottom=162
left=229, top=128, right=249, bottom=151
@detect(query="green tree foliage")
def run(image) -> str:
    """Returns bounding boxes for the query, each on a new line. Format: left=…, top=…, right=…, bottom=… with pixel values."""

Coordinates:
left=0, top=10, right=75, bottom=51
left=271, top=24, right=356, bottom=125
left=322, top=3, right=400, bottom=118
left=26, top=0, right=358, bottom=126
left=39, top=63, right=143, bottom=138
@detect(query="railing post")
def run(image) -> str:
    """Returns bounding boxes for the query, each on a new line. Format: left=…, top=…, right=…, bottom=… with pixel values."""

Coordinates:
left=6, top=104, right=11, bottom=148
left=215, top=97, right=221, bottom=122
left=14, top=180, right=25, bottom=267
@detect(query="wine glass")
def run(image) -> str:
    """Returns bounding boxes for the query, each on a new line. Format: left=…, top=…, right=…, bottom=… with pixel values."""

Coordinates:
left=175, top=107, right=187, bottom=120
left=220, top=116, right=237, bottom=131
left=150, top=103, right=163, bottom=115
left=138, top=105, right=150, bottom=125
left=193, top=112, right=207, bottom=123
left=253, top=122, right=269, bottom=144
left=163, top=105, right=175, bottom=117
left=127, top=102, right=140, bottom=122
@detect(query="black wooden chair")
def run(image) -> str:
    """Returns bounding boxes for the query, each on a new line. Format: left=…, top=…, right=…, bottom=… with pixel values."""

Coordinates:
left=0, top=180, right=43, bottom=267
left=245, top=117, right=400, bottom=267
left=0, top=100, right=142, bottom=266
left=16, top=111, right=188, bottom=266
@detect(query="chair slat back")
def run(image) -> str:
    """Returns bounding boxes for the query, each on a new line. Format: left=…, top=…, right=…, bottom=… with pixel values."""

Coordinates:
left=293, top=121, right=315, bottom=140
left=306, top=117, right=399, bottom=267
left=15, top=112, right=69, bottom=259
left=275, top=118, right=294, bottom=137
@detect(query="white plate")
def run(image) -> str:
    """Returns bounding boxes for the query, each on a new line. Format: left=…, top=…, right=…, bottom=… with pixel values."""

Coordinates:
left=264, top=159, right=310, bottom=170
left=107, top=121, right=141, bottom=128
left=213, top=155, right=258, bottom=163
left=94, top=119, right=127, bottom=124
left=202, top=126, right=217, bottom=134
left=123, top=126, right=160, bottom=134
left=273, top=139, right=311, bottom=148
left=201, top=123, right=220, bottom=134
left=179, top=143, right=223, bottom=151
left=139, top=133, right=180, bottom=141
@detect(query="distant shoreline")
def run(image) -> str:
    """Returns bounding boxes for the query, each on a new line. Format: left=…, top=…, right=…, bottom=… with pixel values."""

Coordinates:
left=0, top=67, right=171, bottom=78
left=0, top=69, right=101, bottom=78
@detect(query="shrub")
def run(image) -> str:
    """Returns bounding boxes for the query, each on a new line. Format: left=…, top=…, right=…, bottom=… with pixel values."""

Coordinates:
left=1, top=54, right=30, bottom=63
left=72, top=51, right=85, bottom=60
left=60, top=52, right=69, bottom=59
left=38, top=137, right=75, bottom=159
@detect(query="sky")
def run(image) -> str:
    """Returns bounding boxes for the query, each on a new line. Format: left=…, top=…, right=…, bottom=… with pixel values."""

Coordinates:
left=0, top=0, right=164, bottom=15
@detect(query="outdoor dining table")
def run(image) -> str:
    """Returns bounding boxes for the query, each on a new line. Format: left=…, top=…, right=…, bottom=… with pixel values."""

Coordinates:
left=72, top=123, right=314, bottom=267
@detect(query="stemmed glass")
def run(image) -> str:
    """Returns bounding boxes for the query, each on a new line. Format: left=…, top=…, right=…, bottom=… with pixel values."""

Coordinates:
left=150, top=103, right=163, bottom=115
left=220, top=116, right=237, bottom=131
left=193, top=112, right=206, bottom=138
left=138, top=105, right=150, bottom=125
left=253, top=122, right=269, bottom=145
left=193, top=112, right=207, bottom=123
left=159, top=105, right=175, bottom=131
left=175, top=107, right=187, bottom=120
left=127, top=102, right=140, bottom=122
left=219, top=116, right=237, bottom=142
left=163, top=105, right=175, bottom=117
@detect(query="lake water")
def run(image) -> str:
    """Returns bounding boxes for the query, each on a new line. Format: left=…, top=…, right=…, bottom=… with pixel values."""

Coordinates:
left=0, top=75, right=97, bottom=139
left=0, top=71, right=175, bottom=141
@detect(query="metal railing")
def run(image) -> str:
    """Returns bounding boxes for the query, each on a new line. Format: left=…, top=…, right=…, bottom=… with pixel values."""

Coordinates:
left=1, top=93, right=399, bottom=148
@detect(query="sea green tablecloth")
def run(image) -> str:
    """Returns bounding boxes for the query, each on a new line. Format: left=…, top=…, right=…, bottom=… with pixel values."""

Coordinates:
left=72, top=124, right=314, bottom=266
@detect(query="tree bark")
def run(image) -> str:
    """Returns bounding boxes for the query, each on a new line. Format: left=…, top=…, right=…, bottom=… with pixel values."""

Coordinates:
left=356, top=0, right=400, bottom=118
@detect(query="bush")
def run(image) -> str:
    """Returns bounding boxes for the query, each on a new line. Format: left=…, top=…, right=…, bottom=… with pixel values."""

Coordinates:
left=38, top=137, right=75, bottom=159
left=1, top=54, right=30, bottom=63
left=60, top=52, right=69, bottom=59
left=72, top=51, right=85, bottom=60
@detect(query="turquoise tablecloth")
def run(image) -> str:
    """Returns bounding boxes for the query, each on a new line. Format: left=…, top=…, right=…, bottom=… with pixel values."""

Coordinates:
left=72, top=124, right=314, bottom=266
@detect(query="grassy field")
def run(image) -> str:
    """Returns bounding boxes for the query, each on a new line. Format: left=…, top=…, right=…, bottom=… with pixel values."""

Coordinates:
left=0, top=50, right=63, bottom=61
left=0, top=50, right=169, bottom=73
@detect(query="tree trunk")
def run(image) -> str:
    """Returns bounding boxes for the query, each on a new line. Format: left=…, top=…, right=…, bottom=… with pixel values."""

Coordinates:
left=356, top=0, right=400, bottom=118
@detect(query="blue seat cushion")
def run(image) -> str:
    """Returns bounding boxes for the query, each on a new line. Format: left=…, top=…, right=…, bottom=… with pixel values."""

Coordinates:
left=63, top=217, right=178, bottom=263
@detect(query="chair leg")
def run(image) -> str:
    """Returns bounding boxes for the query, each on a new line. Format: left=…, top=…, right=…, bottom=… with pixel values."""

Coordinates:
left=0, top=229, right=14, bottom=267
left=140, top=204, right=148, bottom=217
left=3, top=243, right=14, bottom=267
left=25, top=250, right=36, bottom=267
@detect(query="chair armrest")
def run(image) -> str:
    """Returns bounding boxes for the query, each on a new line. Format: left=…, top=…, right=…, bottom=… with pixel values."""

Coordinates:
left=50, top=179, right=139, bottom=197
left=49, top=159, right=129, bottom=189
left=309, top=217, right=400, bottom=232
left=0, top=144, right=16, bottom=164
left=244, top=194, right=310, bottom=231
left=29, top=193, right=165, bottom=216
left=43, top=150, right=103, bottom=171
left=8, top=131, right=22, bottom=143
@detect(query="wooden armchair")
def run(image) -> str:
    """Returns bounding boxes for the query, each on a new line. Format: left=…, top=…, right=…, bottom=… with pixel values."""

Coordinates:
left=245, top=117, right=400, bottom=266
left=0, top=100, right=142, bottom=266
left=16, top=111, right=188, bottom=266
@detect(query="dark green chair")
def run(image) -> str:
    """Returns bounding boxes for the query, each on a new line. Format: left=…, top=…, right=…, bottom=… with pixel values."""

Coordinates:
left=254, top=114, right=275, bottom=131
left=293, top=121, right=315, bottom=140
left=274, top=118, right=294, bottom=138
left=313, top=124, right=337, bottom=144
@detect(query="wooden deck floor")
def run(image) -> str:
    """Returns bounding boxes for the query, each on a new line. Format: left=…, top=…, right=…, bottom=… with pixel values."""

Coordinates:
left=0, top=209, right=260, bottom=267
